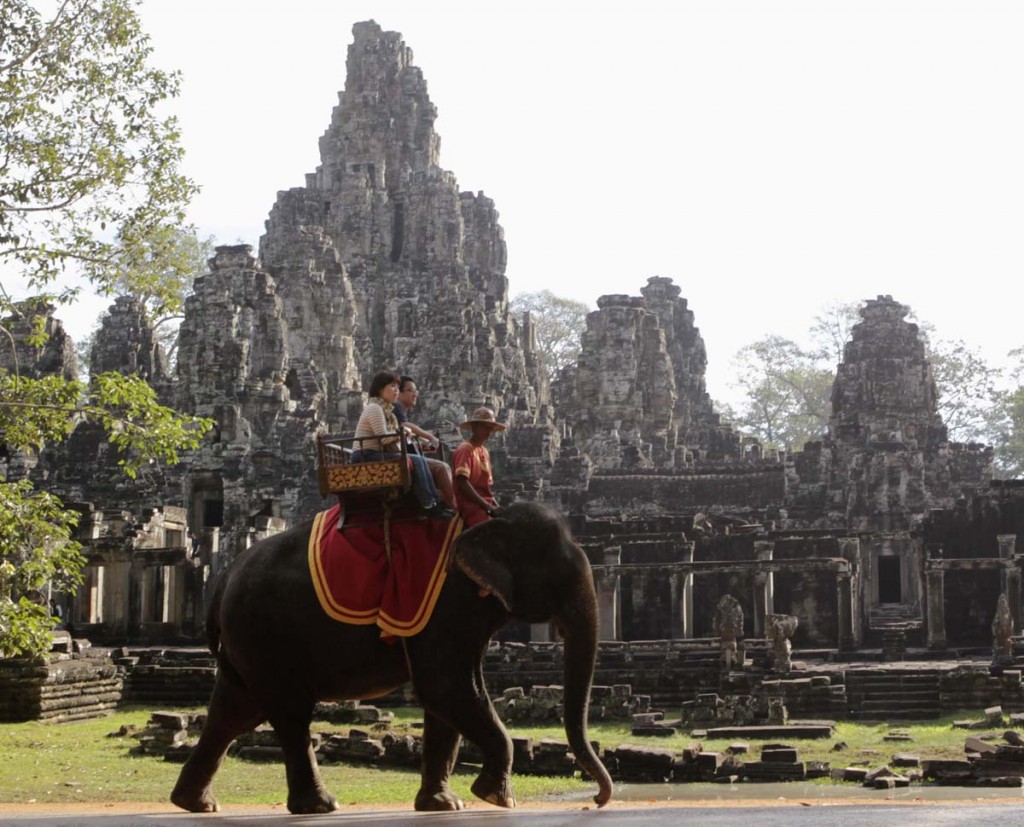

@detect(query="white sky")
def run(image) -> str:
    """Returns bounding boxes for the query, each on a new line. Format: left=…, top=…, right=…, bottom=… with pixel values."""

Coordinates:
left=51, top=1, right=1024, bottom=405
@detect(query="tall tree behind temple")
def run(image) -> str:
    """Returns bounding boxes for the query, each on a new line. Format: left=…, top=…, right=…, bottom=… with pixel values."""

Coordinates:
left=510, top=290, right=589, bottom=383
left=987, top=348, right=1024, bottom=478
left=725, top=335, right=833, bottom=451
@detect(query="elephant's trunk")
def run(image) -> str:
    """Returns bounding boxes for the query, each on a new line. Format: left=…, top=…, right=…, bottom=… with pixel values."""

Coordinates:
left=557, top=581, right=613, bottom=807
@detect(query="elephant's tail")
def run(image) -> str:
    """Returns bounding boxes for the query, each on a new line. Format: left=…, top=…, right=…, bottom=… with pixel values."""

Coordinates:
left=204, top=571, right=229, bottom=656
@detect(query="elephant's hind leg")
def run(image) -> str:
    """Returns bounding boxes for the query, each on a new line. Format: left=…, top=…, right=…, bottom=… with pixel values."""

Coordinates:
left=267, top=699, right=338, bottom=814
left=414, top=710, right=465, bottom=811
left=170, top=669, right=264, bottom=813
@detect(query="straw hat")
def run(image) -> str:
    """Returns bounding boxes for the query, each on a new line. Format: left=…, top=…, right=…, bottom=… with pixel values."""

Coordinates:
left=459, top=406, right=507, bottom=431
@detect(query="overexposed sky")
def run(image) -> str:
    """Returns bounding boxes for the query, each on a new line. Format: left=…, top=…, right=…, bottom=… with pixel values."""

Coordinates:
left=56, top=1, right=1024, bottom=403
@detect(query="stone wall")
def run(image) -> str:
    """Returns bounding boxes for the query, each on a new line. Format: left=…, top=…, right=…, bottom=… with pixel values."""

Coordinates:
left=0, top=651, right=122, bottom=723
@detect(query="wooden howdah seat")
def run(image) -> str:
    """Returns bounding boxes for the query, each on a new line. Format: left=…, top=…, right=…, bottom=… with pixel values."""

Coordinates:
left=316, top=431, right=416, bottom=528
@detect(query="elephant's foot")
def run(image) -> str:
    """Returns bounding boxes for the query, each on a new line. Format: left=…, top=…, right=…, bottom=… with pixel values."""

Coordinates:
left=414, top=787, right=465, bottom=811
left=286, top=789, right=338, bottom=815
left=471, top=772, right=516, bottom=808
left=170, top=784, right=219, bottom=813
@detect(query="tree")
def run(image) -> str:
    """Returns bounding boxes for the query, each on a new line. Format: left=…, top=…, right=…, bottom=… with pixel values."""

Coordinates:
left=987, top=348, right=1024, bottom=479
left=728, top=299, right=1010, bottom=460
left=0, top=0, right=198, bottom=298
left=808, top=300, right=859, bottom=366
left=0, top=0, right=211, bottom=658
left=104, top=227, right=215, bottom=368
left=727, top=335, right=833, bottom=450
left=510, top=290, right=589, bottom=381
left=924, top=337, right=1002, bottom=444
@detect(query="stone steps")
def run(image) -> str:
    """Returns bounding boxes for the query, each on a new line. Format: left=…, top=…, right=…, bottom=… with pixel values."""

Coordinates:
left=843, top=669, right=942, bottom=720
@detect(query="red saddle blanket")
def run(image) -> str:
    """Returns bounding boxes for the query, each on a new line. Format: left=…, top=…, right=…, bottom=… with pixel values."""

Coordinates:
left=308, top=504, right=463, bottom=637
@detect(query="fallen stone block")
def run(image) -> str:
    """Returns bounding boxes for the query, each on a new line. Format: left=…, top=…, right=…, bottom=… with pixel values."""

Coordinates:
left=806, top=761, right=830, bottom=779
left=965, top=736, right=998, bottom=755
left=631, top=725, right=677, bottom=737
left=738, top=761, right=806, bottom=781
left=973, top=776, right=1024, bottom=787
left=921, top=759, right=972, bottom=781
left=761, top=747, right=798, bottom=763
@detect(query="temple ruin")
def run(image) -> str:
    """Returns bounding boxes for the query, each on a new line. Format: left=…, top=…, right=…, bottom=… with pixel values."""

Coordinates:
left=3, top=20, right=1024, bottom=720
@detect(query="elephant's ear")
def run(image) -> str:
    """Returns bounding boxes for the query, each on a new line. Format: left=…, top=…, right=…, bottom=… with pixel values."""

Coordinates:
left=452, top=518, right=514, bottom=612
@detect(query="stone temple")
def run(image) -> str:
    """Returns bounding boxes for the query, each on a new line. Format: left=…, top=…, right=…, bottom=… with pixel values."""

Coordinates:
left=3, top=20, right=1024, bottom=719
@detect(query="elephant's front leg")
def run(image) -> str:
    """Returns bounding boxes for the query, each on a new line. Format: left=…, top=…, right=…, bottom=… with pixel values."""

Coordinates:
left=267, top=701, right=338, bottom=815
left=414, top=710, right=464, bottom=811
left=417, top=667, right=516, bottom=809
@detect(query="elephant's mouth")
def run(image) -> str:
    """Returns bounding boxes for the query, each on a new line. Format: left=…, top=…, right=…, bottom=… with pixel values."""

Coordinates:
left=456, top=563, right=511, bottom=612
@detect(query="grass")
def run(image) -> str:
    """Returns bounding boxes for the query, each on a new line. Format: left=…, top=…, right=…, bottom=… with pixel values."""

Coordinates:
left=0, top=706, right=989, bottom=807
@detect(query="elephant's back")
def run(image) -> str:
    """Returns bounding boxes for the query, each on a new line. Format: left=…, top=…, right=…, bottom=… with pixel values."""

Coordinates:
left=219, top=519, right=322, bottom=638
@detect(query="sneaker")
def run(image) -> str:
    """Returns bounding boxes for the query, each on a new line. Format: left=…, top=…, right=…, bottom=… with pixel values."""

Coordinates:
left=424, top=503, right=456, bottom=520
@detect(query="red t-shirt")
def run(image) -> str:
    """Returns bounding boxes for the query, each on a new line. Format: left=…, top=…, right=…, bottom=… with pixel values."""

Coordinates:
left=453, top=442, right=496, bottom=527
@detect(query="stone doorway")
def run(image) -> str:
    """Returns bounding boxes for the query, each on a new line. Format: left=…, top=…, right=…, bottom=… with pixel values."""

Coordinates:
left=878, top=556, right=902, bottom=604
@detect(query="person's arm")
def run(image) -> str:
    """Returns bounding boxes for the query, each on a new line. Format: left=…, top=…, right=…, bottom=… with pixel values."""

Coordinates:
left=405, top=421, right=437, bottom=445
left=360, top=405, right=400, bottom=449
left=455, top=475, right=497, bottom=516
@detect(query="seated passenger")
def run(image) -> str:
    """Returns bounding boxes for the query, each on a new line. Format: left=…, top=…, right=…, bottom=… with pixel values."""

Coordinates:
left=352, top=370, right=455, bottom=520
left=395, top=375, right=455, bottom=508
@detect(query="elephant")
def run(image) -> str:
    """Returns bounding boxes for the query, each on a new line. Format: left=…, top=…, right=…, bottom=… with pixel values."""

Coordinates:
left=170, top=501, right=613, bottom=814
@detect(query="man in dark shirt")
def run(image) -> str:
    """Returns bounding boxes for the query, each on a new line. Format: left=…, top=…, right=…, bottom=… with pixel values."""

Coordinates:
left=396, top=376, right=454, bottom=507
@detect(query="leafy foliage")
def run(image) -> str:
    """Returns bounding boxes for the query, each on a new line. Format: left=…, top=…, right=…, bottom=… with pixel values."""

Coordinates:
left=510, top=290, right=590, bottom=381
left=924, top=337, right=1002, bottom=444
left=727, top=301, right=1013, bottom=461
left=727, top=335, right=833, bottom=450
left=987, top=348, right=1024, bottom=479
left=0, top=0, right=198, bottom=298
left=105, top=228, right=215, bottom=367
left=0, top=0, right=209, bottom=658
left=0, top=480, right=85, bottom=657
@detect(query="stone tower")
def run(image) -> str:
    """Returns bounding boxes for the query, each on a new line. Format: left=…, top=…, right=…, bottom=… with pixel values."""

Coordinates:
left=829, top=295, right=989, bottom=531
left=172, top=22, right=545, bottom=558
left=259, top=20, right=542, bottom=428
left=789, top=295, right=993, bottom=532
left=559, top=276, right=744, bottom=470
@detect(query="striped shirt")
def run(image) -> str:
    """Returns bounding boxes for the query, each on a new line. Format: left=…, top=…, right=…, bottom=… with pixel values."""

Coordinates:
left=354, top=402, right=401, bottom=452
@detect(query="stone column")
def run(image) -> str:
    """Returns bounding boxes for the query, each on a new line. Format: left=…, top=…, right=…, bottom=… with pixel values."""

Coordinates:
left=753, top=541, right=774, bottom=637
left=837, top=537, right=863, bottom=647
left=837, top=572, right=856, bottom=651
left=202, top=527, right=221, bottom=613
left=998, top=535, right=1021, bottom=634
left=127, top=557, right=143, bottom=641
left=679, top=542, right=695, bottom=639
left=926, top=566, right=947, bottom=649
left=597, top=547, right=621, bottom=641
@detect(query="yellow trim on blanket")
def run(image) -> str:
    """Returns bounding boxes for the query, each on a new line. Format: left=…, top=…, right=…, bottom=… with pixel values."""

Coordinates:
left=308, top=509, right=378, bottom=624
left=308, top=508, right=464, bottom=635
left=377, top=515, right=463, bottom=636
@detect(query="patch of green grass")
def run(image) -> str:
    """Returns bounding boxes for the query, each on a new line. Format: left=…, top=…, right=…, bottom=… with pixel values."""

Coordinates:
left=0, top=706, right=987, bottom=806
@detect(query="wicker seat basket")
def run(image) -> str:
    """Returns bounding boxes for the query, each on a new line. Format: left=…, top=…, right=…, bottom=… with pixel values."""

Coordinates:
left=316, top=432, right=411, bottom=498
